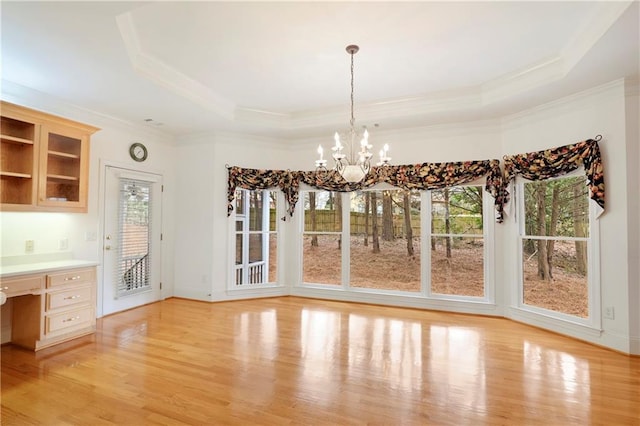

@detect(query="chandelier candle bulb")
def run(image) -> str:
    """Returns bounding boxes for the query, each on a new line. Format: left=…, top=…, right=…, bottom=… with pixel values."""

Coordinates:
left=315, top=145, right=327, bottom=168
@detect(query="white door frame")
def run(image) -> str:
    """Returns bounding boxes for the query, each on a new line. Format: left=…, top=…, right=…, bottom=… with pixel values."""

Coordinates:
left=97, top=159, right=165, bottom=318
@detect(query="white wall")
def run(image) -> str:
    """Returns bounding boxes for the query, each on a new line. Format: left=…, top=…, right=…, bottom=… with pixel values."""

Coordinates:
left=624, top=78, right=640, bottom=353
left=172, top=132, right=297, bottom=301
left=500, top=79, right=632, bottom=353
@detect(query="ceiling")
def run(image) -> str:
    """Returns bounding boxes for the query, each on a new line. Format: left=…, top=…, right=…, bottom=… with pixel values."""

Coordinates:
left=1, top=1, right=639, bottom=140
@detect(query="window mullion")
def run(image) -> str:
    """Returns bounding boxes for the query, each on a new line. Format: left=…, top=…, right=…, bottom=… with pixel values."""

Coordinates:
left=422, top=190, right=431, bottom=297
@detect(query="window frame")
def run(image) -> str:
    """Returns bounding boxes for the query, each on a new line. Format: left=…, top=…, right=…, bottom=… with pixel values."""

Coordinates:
left=228, top=188, right=281, bottom=290
left=424, top=185, right=495, bottom=302
left=514, top=172, right=601, bottom=329
left=297, top=184, right=495, bottom=304
left=299, top=190, right=346, bottom=288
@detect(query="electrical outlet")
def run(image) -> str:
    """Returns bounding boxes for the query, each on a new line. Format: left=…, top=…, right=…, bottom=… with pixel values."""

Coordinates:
left=84, top=231, right=97, bottom=241
left=604, top=306, right=615, bottom=320
left=25, top=240, right=34, bottom=253
left=58, top=238, right=69, bottom=250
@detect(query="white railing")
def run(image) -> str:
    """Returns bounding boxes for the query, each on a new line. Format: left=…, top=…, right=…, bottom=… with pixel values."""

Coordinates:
left=235, top=261, right=266, bottom=286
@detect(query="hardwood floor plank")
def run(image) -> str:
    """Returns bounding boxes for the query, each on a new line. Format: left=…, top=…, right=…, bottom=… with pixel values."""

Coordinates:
left=2, top=297, right=639, bottom=425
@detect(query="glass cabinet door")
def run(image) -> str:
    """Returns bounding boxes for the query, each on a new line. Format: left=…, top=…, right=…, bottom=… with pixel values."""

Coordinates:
left=38, top=124, right=90, bottom=212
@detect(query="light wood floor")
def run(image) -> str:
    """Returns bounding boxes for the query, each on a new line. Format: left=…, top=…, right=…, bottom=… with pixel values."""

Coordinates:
left=2, top=297, right=639, bottom=425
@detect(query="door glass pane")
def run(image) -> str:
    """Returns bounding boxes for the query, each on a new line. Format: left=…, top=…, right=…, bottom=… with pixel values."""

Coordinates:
left=116, top=178, right=152, bottom=297
left=249, top=233, right=263, bottom=262
left=269, top=233, right=277, bottom=282
left=235, top=234, right=243, bottom=265
left=249, top=192, right=264, bottom=231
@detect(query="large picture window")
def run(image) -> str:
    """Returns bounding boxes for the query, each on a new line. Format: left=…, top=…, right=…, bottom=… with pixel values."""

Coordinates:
left=517, top=174, right=598, bottom=321
left=349, top=189, right=421, bottom=293
left=429, top=185, right=486, bottom=298
left=233, top=189, right=278, bottom=287
left=300, top=186, right=491, bottom=301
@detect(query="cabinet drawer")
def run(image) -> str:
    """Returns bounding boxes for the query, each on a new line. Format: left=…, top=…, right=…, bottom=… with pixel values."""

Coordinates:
left=1, top=274, right=44, bottom=297
left=46, top=306, right=94, bottom=334
left=46, top=285, right=93, bottom=311
left=47, top=268, right=95, bottom=288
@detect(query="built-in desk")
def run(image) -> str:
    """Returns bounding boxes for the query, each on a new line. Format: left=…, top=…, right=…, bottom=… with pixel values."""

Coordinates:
left=1, top=258, right=98, bottom=351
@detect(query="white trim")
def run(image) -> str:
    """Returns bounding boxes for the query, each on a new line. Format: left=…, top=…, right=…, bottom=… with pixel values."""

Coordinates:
left=290, top=286, right=500, bottom=316
left=98, top=162, right=164, bottom=316
left=513, top=174, right=601, bottom=330
left=228, top=189, right=282, bottom=291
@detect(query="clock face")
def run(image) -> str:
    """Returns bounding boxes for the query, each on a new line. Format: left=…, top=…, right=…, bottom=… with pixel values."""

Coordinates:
left=129, top=143, right=148, bottom=162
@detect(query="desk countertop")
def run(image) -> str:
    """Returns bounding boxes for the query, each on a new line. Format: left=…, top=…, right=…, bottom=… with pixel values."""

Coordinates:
left=0, top=259, right=99, bottom=279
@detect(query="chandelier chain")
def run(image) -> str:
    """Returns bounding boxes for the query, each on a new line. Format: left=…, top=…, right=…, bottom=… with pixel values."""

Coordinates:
left=350, top=50, right=355, bottom=129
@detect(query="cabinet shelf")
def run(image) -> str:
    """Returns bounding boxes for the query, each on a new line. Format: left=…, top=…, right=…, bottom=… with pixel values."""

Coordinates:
left=0, top=171, right=32, bottom=179
left=1, top=134, right=34, bottom=145
left=47, top=174, right=79, bottom=182
left=48, top=150, right=80, bottom=159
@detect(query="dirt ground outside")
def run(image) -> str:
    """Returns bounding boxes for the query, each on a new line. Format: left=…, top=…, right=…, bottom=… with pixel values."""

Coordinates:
left=302, top=235, right=588, bottom=318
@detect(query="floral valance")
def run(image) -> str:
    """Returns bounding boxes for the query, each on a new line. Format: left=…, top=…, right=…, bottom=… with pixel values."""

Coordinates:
left=227, top=137, right=604, bottom=223
left=228, top=159, right=504, bottom=220
left=227, top=166, right=300, bottom=217
left=502, top=137, right=604, bottom=216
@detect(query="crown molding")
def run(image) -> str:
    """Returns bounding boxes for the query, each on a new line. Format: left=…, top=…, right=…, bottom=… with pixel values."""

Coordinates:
left=0, top=79, right=174, bottom=144
left=116, top=11, right=235, bottom=121
left=501, top=79, right=625, bottom=130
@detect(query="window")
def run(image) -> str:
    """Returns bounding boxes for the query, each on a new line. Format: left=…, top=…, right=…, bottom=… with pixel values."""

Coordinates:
left=233, top=189, right=277, bottom=286
left=429, top=185, right=486, bottom=298
left=517, top=175, right=598, bottom=322
left=300, top=186, right=492, bottom=302
left=302, top=191, right=342, bottom=285
left=349, top=189, right=421, bottom=292
left=116, top=178, right=152, bottom=297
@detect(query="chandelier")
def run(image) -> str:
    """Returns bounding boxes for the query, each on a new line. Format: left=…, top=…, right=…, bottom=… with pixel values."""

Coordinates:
left=315, top=45, right=391, bottom=183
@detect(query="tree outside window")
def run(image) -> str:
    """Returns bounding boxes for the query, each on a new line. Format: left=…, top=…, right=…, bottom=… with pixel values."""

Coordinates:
left=519, top=176, right=590, bottom=318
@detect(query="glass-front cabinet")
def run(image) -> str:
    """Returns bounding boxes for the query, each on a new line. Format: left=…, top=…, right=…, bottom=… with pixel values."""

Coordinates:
left=0, top=101, right=98, bottom=212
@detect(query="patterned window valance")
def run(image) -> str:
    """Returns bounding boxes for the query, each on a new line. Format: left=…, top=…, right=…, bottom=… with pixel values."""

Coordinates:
left=227, top=137, right=604, bottom=224
left=228, top=159, right=504, bottom=220
left=501, top=137, right=605, bottom=217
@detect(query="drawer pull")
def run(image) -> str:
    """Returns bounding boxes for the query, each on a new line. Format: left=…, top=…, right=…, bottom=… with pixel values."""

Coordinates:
left=2, top=286, right=8, bottom=290
left=63, top=316, right=81, bottom=323
left=65, top=276, right=81, bottom=281
left=64, top=295, right=81, bottom=300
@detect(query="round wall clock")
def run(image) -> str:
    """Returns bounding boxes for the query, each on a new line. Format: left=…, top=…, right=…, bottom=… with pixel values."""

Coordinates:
left=129, top=142, right=148, bottom=162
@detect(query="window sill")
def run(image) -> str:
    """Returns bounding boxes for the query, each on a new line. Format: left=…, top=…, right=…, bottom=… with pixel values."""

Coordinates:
left=507, top=306, right=602, bottom=338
